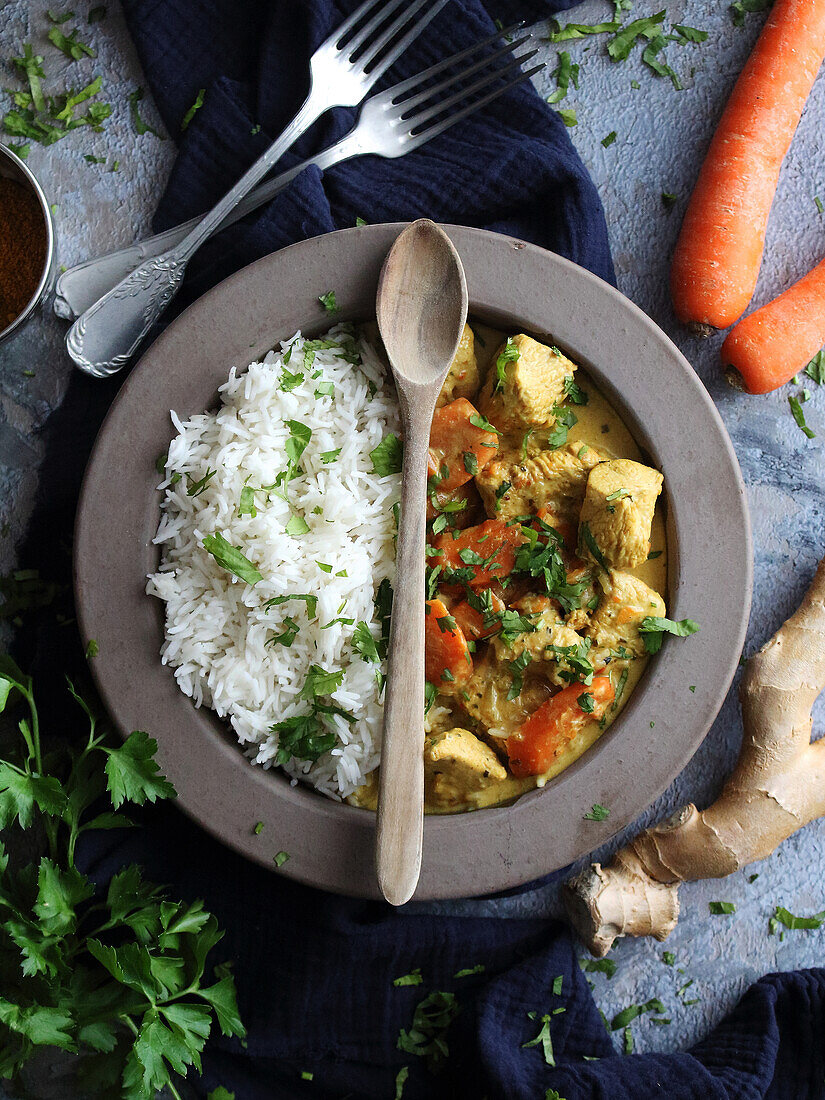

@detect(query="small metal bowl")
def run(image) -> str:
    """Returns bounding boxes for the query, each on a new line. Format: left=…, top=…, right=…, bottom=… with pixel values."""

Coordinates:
left=0, top=143, right=56, bottom=347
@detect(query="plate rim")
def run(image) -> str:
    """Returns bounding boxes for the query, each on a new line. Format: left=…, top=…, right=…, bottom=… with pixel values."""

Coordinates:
left=74, top=223, right=753, bottom=899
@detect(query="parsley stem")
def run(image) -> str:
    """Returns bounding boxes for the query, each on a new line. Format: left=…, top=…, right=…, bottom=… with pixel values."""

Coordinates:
left=120, top=1013, right=139, bottom=1036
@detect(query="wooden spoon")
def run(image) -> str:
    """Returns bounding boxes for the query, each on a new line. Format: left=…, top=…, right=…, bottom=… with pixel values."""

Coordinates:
left=374, top=219, right=468, bottom=905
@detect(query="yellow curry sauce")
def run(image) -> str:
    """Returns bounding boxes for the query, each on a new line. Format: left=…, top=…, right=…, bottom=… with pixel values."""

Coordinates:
left=350, top=322, right=667, bottom=814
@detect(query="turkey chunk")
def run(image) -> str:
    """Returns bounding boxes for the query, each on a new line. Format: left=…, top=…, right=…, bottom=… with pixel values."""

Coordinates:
left=587, top=571, right=666, bottom=662
left=424, top=727, right=507, bottom=808
left=579, top=459, right=663, bottom=569
left=491, top=614, right=587, bottom=686
left=477, top=334, right=575, bottom=432
left=475, top=441, right=604, bottom=523
left=437, top=323, right=479, bottom=408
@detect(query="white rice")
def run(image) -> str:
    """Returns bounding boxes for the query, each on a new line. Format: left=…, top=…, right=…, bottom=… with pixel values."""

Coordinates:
left=146, top=326, right=400, bottom=800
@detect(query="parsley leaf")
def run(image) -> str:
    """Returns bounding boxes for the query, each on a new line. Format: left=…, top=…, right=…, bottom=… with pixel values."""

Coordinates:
left=639, top=616, right=700, bottom=654
left=584, top=802, right=610, bottom=820
left=397, top=991, right=460, bottom=1073
left=370, top=434, right=403, bottom=476
left=318, top=290, right=339, bottom=313
left=393, top=968, right=423, bottom=987
left=493, top=338, right=520, bottom=393
left=103, top=730, right=177, bottom=809
left=607, top=11, right=666, bottom=62
left=522, top=1012, right=555, bottom=1065
left=180, top=88, right=205, bottom=131
left=789, top=394, right=816, bottom=438
left=611, top=998, right=665, bottom=1029
left=805, top=350, right=825, bottom=385
left=709, top=901, right=736, bottom=915
left=579, top=522, right=607, bottom=571
left=546, top=51, right=580, bottom=104
left=730, top=0, right=770, bottom=27
left=128, top=86, right=162, bottom=137
left=202, top=532, right=263, bottom=585
left=47, top=23, right=96, bottom=60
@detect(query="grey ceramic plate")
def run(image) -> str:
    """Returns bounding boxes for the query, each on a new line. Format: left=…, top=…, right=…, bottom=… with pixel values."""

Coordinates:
left=74, top=224, right=752, bottom=900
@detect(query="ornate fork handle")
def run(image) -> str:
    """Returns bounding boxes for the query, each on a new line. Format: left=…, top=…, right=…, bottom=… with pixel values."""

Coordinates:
left=65, top=253, right=188, bottom=378
left=66, top=96, right=323, bottom=377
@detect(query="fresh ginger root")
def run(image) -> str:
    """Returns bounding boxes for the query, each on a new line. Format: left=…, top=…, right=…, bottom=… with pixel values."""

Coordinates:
left=564, top=557, right=825, bottom=957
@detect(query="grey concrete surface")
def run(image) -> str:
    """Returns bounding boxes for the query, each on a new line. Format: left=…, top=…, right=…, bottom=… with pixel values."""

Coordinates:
left=1, top=0, right=824, bottom=1071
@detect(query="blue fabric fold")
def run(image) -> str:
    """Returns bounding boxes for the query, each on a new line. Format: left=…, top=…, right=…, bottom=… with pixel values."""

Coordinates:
left=27, top=0, right=818, bottom=1096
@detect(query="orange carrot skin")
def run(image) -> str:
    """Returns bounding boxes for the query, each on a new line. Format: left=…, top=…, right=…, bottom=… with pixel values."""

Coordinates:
left=506, top=676, right=614, bottom=778
left=425, top=598, right=473, bottom=686
left=428, top=398, right=498, bottom=493
left=721, top=254, right=825, bottom=393
left=671, top=0, right=825, bottom=329
left=434, top=519, right=529, bottom=589
left=451, top=591, right=506, bottom=640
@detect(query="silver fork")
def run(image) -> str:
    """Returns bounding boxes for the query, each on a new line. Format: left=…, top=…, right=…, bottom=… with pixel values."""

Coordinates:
left=55, top=28, right=538, bottom=321
left=66, top=0, right=451, bottom=378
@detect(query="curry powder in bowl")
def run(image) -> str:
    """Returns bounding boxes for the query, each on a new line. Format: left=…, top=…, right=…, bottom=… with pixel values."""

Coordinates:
left=0, top=176, right=48, bottom=331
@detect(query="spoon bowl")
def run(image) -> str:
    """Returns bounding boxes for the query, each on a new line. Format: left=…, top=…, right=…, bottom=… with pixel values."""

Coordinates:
left=374, top=220, right=468, bottom=905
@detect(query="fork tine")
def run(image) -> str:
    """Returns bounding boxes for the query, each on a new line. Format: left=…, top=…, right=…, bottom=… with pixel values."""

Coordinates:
left=363, top=0, right=452, bottom=82
left=406, top=63, right=544, bottom=147
left=377, top=22, right=524, bottom=99
left=330, top=0, right=404, bottom=46
left=339, top=0, right=409, bottom=54
left=403, top=49, right=539, bottom=130
left=391, top=34, right=532, bottom=113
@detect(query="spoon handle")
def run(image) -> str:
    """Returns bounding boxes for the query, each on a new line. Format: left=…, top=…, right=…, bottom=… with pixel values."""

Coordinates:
left=375, top=397, right=433, bottom=906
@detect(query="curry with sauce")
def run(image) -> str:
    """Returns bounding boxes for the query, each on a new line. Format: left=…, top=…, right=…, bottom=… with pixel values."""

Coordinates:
left=350, top=322, right=667, bottom=814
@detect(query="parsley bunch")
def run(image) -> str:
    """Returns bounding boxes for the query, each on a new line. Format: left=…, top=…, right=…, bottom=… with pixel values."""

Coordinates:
left=0, top=656, right=245, bottom=1098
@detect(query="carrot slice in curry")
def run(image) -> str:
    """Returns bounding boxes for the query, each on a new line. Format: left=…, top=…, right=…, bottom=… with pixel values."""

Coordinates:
left=451, top=591, right=506, bottom=640
left=506, top=676, right=614, bottom=778
left=434, top=519, right=529, bottom=588
left=428, top=398, right=499, bottom=493
left=425, top=597, right=473, bottom=686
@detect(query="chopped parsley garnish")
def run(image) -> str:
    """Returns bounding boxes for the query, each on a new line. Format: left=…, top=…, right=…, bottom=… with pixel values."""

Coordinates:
left=320, top=448, right=341, bottom=463
left=254, top=820, right=264, bottom=834
left=463, top=451, right=479, bottom=476
left=563, top=376, right=588, bottom=404
left=300, top=665, right=344, bottom=700
left=547, top=405, right=577, bottom=447
left=577, top=691, right=595, bottom=713
left=318, top=290, right=339, bottom=313
left=314, top=379, right=335, bottom=398
left=545, top=19, right=620, bottom=42
left=85, top=638, right=99, bottom=658
left=662, top=951, right=676, bottom=965
left=584, top=802, right=610, bottom=820
left=579, top=522, right=608, bottom=571
left=674, top=24, right=708, bottom=42
left=180, top=87, right=205, bottom=130
left=507, top=652, right=532, bottom=700
left=280, top=368, right=304, bottom=391
left=601, top=131, right=617, bottom=147
left=454, top=964, right=485, bottom=978
left=469, top=412, right=500, bottom=434
left=730, top=0, right=770, bottom=27
left=610, top=998, right=665, bottom=1030
left=546, top=50, right=580, bottom=104
left=522, top=1012, right=555, bottom=1065
left=647, top=549, right=663, bottom=560
left=557, top=108, right=577, bottom=127
left=285, top=514, right=310, bottom=537
left=264, top=592, right=318, bottom=619
left=639, top=615, right=700, bottom=654
left=789, top=394, right=815, bottom=439
left=397, top=991, right=460, bottom=1072
left=642, top=34, right=683, bottom=90
left=709, top=901, right=736, bottom=915
left=494, top=480, right=512, bottom=511
left=128, top=86, right=162, bottom=138
left=265, top=616, right=300, bottom=648
left=48, top=23, right=96, bottom=60
left=393, top=969, right=423, bottom=987
left=607, top=11, right=666, bottom=62
left=274, top=851, right=289, bottom=867
left=186, top=467, right=216, bottom=497
left=493, top=337, right=520, bottom=393
left=580, top=957, right=617, bottom=978
left=202, top=532, right=262, bottom=585
left=769, top=906, right=825, bottom=932
left=370, top=434, right=403, bottom=476
left=805, top=350, right=825, bottom=384
left=352, top=621, right=381, bottom=666
left=816, top=196, right=824, bottom=215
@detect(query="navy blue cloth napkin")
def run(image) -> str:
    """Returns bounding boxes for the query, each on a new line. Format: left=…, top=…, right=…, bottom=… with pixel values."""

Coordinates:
left=15, top=0, right=824, bottom=1096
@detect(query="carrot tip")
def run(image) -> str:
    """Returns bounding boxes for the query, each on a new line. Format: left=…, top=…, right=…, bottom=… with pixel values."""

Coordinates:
left=724, top=365, right=747, bottom=392
left=687, top=322, right=716, bottom=339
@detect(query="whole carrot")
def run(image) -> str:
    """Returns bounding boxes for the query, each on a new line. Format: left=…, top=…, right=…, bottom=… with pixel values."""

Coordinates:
left=671, top=0, right=825, bottom=332
left=722, top=254, right=825, bottom=393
